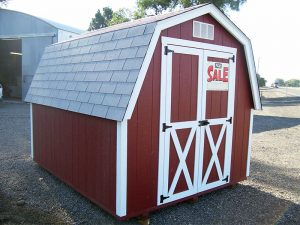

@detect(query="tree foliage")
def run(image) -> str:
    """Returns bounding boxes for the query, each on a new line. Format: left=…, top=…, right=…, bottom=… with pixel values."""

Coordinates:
left=275, top=78, right=285, bottom=86
left=89, top=0, right=246, bottom=30
left=88, top=7, right=131, bottom=30
left=88, top=7, right=113, bottom=31
left=285, top=79, right=300, bottom=87
left=257, top=74, right=266, bottom=87
left=137, top=0, right=247, bottom=15
left=137, top=0, right=174, bottom=15
left=0, top=0, right=9, bottom=7
left=108, top=8, right=131, bottom=26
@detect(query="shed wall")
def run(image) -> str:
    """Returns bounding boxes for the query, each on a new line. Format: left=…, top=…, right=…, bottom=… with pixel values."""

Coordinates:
left=127, top=14, right=253, bottom=217
left=32, top=104, right=117, bottom=215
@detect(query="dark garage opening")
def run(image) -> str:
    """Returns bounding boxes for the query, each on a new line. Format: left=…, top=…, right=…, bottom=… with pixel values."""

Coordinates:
left=0, top=39, right=22, bottom=99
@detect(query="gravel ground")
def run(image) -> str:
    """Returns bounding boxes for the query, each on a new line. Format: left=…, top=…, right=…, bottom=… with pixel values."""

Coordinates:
left=0, top=89, right=299, bottom=225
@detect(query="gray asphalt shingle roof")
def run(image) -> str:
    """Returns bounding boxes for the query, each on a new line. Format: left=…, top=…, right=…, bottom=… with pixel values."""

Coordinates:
left=25, top=22, right=157, bottom=121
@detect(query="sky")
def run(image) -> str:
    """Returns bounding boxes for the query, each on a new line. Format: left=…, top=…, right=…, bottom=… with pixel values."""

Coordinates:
left=3, top=0, right=300, bottom=84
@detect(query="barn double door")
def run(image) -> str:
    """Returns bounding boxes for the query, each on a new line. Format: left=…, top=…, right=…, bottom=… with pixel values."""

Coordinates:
left=158, top=40, right=236, bottom=205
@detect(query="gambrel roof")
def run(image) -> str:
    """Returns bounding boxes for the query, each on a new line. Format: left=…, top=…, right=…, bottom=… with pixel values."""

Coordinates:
left=26, top=3, right=261, bottom=121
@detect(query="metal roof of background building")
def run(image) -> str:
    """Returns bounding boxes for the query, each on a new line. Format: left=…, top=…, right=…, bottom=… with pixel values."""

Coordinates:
left=0, top=9, right=83, bottom=34
left=39, top=18, right=83, bottom=34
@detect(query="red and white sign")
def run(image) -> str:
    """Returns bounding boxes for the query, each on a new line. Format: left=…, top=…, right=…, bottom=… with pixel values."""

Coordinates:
left=206, top=62, right=229, bottom=91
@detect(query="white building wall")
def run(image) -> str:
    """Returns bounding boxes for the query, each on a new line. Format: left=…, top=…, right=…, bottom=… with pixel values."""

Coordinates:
left=58, top=29, right=81, bottom=42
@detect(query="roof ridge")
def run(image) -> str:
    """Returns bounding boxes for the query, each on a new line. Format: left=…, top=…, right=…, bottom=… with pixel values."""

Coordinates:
left=51, top=3, right=209, bottom=45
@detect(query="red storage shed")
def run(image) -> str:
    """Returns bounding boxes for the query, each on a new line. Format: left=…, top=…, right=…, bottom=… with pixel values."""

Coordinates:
left=26, top=3, right=261, bottom=220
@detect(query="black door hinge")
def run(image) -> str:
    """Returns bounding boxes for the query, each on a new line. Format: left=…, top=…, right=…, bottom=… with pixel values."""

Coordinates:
left=164, top=46, right=174, bottom=55
left=226, top=117, right=232, bottom=124
left=222, top=175, right=229, bottom=182
left=160, top=195, right=170, bottom=203
left=229, top=55, right=235, bottom=62
left=162, top=123, right=172, bottom=132
left=199, top=120, right=210, bottom=127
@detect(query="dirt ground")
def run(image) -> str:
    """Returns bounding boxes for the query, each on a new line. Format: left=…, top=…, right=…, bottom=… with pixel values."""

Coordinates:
left=0, top=87, right=299, bottom=224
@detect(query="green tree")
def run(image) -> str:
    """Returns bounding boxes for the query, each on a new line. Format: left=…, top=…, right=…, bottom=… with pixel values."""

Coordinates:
left=88, top=7, right=113, bottom=31
left=0, top=0, right=9, bottom=7
left=275, top=78, right=285, bottom=86
left=257, top=74, right=266, bottom=87
left=137, top=0, right=174, bottom=15
left=133, top=7, right=147, bottom=19
left=180, top=0, right=246, bottom=11
left=285, top=79, right=300, bottom=87
left=137, top=0, right=247, bottom=15
left=108, top=8, right=131, bottom=26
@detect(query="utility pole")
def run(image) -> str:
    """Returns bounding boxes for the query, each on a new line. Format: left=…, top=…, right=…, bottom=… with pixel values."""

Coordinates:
left=257, top=57, right=260, bottom=74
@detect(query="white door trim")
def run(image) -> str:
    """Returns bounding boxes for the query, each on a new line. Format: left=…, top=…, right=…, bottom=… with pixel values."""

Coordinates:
left=162, top=37, right=236, bottom=54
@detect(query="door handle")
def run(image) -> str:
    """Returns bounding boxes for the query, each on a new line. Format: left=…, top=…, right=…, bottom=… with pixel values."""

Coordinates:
left=198, top=120, right=210, bottom=126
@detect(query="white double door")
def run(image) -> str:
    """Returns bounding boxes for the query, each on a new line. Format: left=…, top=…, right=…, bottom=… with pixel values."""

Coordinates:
left=158, top=40, right=236, bottom=205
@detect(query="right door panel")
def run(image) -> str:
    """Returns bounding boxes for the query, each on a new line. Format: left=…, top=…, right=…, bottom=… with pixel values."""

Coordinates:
left=198, top=50, right=236, bottom=192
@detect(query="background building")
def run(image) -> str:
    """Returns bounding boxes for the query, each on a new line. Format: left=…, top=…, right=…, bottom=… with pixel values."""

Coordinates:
left=0, top=9, right=83, bottom=100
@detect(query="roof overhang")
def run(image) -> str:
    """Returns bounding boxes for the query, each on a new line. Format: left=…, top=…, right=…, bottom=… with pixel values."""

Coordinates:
left=124, top=3, right=261, bottom=120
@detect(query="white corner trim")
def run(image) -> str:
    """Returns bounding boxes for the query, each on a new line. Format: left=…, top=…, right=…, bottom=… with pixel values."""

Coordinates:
left=244, top=42, right=261, bottom=110
left=123, top=28, right=161, bottom=120
left=30, top=103, right=34, bottom=159
left=246, top=109, right=254, bottom=177
left=123, top=4, right=261, bottom=121
left=116, top=120, right=128, bottom=217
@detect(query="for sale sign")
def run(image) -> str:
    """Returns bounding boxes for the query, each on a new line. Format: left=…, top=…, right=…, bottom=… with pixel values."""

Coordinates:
left=206, top=62, right=229, bottom=91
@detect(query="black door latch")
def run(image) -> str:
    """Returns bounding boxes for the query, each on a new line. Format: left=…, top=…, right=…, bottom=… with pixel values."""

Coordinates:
left=199, top=120, right=210, bottom=126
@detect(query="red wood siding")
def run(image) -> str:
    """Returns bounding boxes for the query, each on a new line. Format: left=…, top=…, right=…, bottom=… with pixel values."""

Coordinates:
left=32, top=104, right=117, bottom=215
left=171, top=53, right=199, bottom=122
left=127, top=14, right=253, bottom=217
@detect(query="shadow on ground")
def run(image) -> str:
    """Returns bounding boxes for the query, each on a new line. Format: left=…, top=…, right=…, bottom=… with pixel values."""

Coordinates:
left=1, top=157, right=299, bottom=225
left=250, top=160, right=300, bottom=197
left=262, top=96, right=300, bottom=107
left=149, top=157, right=300, bottom=225
left=0, top=190, right=66, bottom=225
left=150, top=184, right=300, bottom=225
left=253, top=115, right=300, bottom=133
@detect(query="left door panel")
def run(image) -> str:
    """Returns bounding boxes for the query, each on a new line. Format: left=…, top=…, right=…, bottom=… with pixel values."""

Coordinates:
left=158, top=45, right=204, bottom=205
